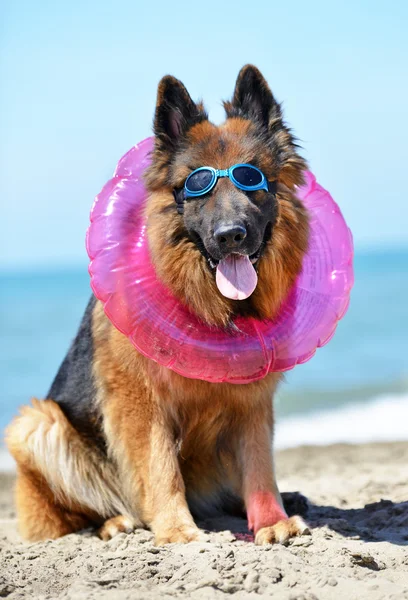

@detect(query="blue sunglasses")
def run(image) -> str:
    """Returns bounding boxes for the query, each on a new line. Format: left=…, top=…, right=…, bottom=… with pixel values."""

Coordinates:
left=184, top=164, right=270, bottom=198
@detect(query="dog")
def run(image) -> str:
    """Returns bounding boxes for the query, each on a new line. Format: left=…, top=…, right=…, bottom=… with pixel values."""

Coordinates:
left=6, top=65, right=310, bottom=545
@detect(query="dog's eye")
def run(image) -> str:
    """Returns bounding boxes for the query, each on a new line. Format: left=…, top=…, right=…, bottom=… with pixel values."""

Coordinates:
left=232, top=165, right=263, bottom=187
left=185, top=169, right=215, bottom=194
left=188, top=171, right=212, bottom=192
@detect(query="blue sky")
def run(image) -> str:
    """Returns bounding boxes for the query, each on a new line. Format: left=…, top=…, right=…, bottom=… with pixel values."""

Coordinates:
left=1, top=0, right=407, bottom=269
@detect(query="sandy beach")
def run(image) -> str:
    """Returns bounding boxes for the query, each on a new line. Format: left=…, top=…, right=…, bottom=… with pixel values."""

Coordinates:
left=1, top=442, right=407, bottom=600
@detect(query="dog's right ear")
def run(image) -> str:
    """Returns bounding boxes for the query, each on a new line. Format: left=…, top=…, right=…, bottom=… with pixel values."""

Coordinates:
left=154, top=76, right=207, bottom=146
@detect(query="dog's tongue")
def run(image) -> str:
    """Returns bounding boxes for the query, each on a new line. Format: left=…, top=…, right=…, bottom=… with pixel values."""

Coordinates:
left=216, top=255, right=258, bottom=300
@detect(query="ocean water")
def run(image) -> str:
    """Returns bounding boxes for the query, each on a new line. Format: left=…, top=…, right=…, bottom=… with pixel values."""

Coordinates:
left=1, top=248, right=407, bottom=463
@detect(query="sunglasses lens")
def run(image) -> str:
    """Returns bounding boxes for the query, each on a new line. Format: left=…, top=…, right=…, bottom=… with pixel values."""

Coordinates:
left=185, top=169, right=214, bottom=194
left=232, top=166, right=263, bottom=188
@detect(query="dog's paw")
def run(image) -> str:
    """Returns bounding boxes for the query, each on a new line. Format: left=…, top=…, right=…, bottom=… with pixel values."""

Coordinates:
left=98, top=515, right=138, bottom=541
left=255, top=515, right=310, bottom=545
left=154, top=525, right=203, bottom=545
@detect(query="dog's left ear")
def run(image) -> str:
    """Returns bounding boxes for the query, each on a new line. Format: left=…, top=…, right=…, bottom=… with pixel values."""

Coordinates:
left=225, top=65, right=307, bottom=187
left=224, top=65, right=279, bottom=128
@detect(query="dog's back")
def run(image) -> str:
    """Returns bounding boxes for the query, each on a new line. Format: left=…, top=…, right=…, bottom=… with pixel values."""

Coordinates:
left=47, top=296, right=104, bottom=447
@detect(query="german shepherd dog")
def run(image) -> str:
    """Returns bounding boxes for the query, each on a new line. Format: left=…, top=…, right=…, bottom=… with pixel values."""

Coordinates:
left=7, top=65, right=310, bottom=545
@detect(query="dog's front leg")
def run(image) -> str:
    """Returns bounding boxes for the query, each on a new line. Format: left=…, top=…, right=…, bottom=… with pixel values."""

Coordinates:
left=240, top=416, right=309, bottom=545
left=103, top=397, right=200, bottom=545
left=143, top=418, right=201, bottom=545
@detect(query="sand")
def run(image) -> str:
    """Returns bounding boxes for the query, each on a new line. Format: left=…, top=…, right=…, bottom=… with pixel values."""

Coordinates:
left=1, top=442, right=408, bottom=600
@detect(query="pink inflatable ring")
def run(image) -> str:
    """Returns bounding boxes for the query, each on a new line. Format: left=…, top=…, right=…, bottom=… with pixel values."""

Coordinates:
left=86, top=137, right=354, bottom=384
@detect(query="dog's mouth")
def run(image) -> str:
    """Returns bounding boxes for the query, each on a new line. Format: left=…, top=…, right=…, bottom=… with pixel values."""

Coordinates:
left=189, top=223, right=272, bottom=301
left=189, top=222, right=272, bottom=270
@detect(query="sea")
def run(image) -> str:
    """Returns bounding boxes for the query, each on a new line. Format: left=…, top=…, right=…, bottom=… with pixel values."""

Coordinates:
left=1, top=248, right=407, bottom=469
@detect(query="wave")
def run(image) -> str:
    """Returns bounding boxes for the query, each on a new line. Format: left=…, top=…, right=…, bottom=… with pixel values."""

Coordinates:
left=275, top=391, right=408, bottom=449
left=0, top=449, right=16, bottom=472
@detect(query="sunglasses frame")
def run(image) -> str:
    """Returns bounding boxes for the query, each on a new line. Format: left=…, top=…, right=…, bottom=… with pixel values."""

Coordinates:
left=184, top=163, right=269, bottom=199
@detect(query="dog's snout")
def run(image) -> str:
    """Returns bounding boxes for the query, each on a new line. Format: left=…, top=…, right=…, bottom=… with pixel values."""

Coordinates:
left=213, top=223, right=247, bottom=250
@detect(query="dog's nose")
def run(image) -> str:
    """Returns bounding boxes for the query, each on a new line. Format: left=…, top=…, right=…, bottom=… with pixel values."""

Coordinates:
left=213, top=223, right=247, bottom=250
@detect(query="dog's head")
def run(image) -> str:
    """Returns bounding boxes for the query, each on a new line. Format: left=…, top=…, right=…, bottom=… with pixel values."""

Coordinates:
left=145, top=65, right=309, bottom=327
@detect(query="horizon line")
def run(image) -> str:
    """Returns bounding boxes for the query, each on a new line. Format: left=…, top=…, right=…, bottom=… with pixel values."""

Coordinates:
left=1, top=243, right=408, bottom=276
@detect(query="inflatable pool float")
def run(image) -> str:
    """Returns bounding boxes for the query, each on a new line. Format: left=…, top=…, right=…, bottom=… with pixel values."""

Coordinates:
left=87, top=137, right=354, bottom=384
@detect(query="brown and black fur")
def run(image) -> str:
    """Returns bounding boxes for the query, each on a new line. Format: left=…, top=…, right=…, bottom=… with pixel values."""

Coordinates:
left=6, top=65, right=310, bottom=545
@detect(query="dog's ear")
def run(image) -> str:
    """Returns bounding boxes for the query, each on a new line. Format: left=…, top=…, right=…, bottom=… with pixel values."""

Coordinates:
left=224, top=65, right=280, bottom=128
left=225, top=65, right=307, bottom=187
left=154, top=76, right=207, bottom=146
